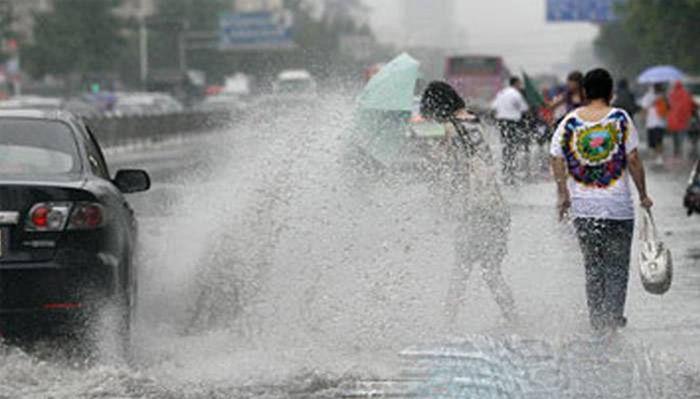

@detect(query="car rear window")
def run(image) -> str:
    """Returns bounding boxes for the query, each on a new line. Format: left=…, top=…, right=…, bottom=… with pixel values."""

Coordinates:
left=0, top=119, right=81, bottom=177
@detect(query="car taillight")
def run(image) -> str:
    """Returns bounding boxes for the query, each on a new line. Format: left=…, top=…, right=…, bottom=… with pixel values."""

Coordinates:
left=68, top=203, right=105, bottom=230
left=26, top=202, right=106, bottom=232
left=26, top=203, right=72, bottom=232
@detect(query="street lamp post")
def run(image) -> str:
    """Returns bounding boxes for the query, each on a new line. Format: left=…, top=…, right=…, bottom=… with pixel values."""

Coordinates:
left=139, top=0, right=149, bottom=89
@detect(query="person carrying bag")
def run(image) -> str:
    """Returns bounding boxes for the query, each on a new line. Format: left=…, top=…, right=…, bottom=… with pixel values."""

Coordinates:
left=551, top=69, right=653, bottom=332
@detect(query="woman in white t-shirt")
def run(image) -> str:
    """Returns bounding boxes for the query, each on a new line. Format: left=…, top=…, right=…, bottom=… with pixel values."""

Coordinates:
left=640, top=84, right=668, bottom=164
left=550, top=68, right=653, bottom=332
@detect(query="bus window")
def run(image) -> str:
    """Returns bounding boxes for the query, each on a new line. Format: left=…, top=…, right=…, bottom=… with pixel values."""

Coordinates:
left=445, top=55, right=507, bottom=102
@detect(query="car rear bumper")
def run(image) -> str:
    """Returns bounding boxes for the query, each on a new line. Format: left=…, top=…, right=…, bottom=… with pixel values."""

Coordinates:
left=0, top=252, right=119, bottom=318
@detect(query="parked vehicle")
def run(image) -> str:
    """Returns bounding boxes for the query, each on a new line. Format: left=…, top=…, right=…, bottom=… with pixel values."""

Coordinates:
left=111, top=92, right=184, bottom=117
left=0, top=96, right=64, bottom=111
left=0, top=110, right=150, bottom=343
left=194, top=92, right=245, bottom=113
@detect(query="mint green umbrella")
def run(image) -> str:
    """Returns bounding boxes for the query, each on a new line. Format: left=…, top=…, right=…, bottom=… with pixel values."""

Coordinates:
left=358, top=53, right=420, bottom=112
left=353, top=53, right=420, bottom=167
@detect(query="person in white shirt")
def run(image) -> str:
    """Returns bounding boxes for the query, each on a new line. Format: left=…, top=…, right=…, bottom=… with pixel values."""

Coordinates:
left=640, top=84, right=668, bottom=164
left=551, top=68, right=653, bottom=332
left=492, top=77, right=530, bottom=183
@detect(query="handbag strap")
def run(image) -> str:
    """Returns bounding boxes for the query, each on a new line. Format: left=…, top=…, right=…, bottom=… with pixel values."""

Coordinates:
left=641, top=208, right=659, bottom=243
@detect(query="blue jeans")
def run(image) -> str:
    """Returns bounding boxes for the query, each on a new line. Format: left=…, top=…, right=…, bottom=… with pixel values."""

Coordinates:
left=574, top=218, right=635, bottom=330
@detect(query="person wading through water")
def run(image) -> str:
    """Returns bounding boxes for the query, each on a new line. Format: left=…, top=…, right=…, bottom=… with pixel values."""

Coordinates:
left=421, top=81, right=516, bottom=326
left=492, top=77, right=530, bottom=184
left=551, top=68, right=653, bottom=332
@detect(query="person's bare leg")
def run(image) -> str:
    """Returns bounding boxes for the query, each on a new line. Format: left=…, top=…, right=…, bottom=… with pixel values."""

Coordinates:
left=446, top=231, right=475, bottom=328
left=445, top=263, right=472, bottom=327
left=482, top=260, right=516, bottom=322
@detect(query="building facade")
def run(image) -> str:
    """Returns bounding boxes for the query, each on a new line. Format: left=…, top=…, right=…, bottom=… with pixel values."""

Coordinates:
left=402, top=0, right=458, bottom=49
left=235, top=0, right=283, bottom=12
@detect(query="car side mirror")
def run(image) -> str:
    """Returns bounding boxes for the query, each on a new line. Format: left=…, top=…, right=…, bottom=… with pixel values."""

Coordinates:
left=114, top=169, right=151, bottom=194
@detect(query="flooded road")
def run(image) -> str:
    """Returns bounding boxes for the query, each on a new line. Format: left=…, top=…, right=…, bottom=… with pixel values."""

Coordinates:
left=2, top=97, right=700, bottom=398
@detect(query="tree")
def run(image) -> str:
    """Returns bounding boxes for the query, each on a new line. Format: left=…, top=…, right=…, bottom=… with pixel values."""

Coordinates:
left=145, top=0, right=232, bottom=84
left=22, top=0, right=127, bottom=84
left=0, top=1, right=16, bottom=64
left=596, top=0, right=700, bottom=77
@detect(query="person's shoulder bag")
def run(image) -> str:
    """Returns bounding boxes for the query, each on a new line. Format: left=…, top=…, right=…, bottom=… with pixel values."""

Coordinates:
left=639, top=209, right=673, bottom=295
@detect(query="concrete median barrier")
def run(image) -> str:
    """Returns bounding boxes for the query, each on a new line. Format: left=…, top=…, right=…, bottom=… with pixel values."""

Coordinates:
left=84, top=110, right=239, bottom=148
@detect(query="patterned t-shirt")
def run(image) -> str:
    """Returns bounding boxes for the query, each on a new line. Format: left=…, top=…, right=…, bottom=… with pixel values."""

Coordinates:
left=550, top=108, right=639, bottom=220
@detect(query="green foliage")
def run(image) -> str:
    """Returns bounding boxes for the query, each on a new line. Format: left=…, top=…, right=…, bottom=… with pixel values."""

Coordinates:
left=146, top=0, right=232, bottom=82
left=147, top=0, right=375, bottom=83
left=596, top=0, right=700, bottom=76
left=23, top=0, right=127, bottom=79
left=154, top=0, right=232, bottom=31
left=0, top=1, right=16, bottom=64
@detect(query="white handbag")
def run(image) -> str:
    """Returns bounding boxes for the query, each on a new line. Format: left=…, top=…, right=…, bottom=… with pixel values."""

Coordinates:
left=639, top=209, right=673, bottom=295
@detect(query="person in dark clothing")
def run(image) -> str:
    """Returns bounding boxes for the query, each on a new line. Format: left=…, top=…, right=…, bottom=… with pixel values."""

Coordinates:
left=552, top=71, right=585, bottom=115
left=613, top=79, right=641, bottom=117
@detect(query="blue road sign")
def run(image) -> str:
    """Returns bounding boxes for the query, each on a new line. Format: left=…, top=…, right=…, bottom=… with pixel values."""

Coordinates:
left=546, top=0, right=625, bottom=22
left=219, top=10, right=294, bottom=50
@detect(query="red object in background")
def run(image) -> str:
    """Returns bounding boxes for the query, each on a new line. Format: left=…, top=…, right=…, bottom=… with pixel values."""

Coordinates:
left=206, top=85, right=223, bottom=96
left=539, top=89, right=554, bottom=125
left=5, top=38, right=17, bottom=51
left=364, top=63, right=385, bottom=83
left=668, top=82, right=694, bottom=133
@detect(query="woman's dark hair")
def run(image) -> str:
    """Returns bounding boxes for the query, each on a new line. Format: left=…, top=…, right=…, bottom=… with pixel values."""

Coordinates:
left=420, top=81, right=465, bottom=122
left=567, top=71, right=584, bottom=84
left=583, top=68, right=614, bottom=103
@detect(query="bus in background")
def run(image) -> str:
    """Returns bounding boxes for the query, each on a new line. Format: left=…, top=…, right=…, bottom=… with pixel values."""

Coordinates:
left=445, top=55, right=508, bottom=103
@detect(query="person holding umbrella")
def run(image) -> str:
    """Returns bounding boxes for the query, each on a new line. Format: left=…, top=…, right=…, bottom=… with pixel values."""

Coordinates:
left=421, top=81, right=516, bottom=326
left=640, top=83, right=669, bottom=165
left=638, top=66, right=687, bottom=164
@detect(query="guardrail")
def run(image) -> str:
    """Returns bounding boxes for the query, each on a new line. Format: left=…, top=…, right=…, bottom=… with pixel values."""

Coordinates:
left=84, top=110, right=239, bottom=148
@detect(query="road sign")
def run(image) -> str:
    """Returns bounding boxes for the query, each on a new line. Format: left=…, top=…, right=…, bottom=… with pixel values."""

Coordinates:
left=546, top=0, right=625, bottom=23
left=219, top=10, right=294, bottom=50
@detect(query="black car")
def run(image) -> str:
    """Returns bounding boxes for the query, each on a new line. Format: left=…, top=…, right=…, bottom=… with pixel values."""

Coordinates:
left=685, top=160, right=700, bottom=216
left=0, top=110, right=150, bottom=340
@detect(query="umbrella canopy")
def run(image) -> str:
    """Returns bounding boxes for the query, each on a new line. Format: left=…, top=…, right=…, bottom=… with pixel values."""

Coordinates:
left=523, top=72, right=545, bottom=109
left=638, top=66, right=686, bottom=84
left=357, top=53, right=420, bottom=112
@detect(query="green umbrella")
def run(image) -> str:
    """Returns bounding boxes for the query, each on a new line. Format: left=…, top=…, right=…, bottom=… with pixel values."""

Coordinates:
left=523, top=72, right=545, bottom=109
left=358, top=53, right=420, bottom=112
left=352, top=53, right=421, bottom=167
